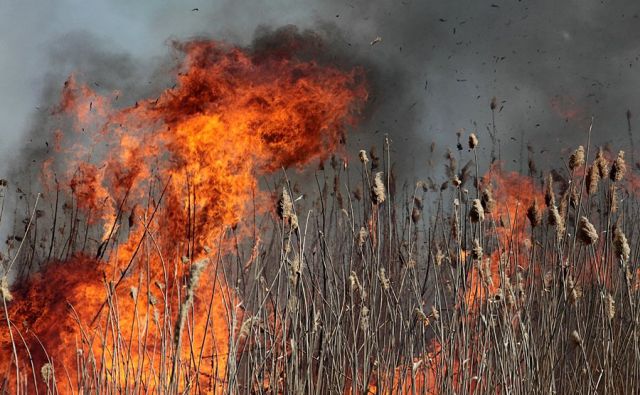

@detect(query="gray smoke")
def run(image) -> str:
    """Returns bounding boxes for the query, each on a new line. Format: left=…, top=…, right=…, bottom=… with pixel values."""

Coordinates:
left=2, top=0, right=640, bottom=247
left=3, top=0, right=640, bottom=176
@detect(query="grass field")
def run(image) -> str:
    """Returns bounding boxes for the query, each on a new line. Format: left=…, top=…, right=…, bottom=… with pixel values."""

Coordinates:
left=2, top=38, right=640, bottom=394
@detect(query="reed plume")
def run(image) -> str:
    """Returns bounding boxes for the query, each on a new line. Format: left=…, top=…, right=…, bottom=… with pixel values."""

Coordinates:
left=372, top=172, right=386, bottom=204
left=578, top=216, right=598, bottom=245
left=569, top=145, right=585, bottom=171
left=610, top=150, right=626, bottom=182
left=470, top=198, right=485, bottom=222
left=469, top=133, right=479, bottom=149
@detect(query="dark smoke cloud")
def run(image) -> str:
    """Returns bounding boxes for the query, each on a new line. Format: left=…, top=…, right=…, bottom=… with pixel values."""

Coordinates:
left=5, top=0, right=640, bottom=175
left=169, top=0, right=640, bottom=172
left=3, top=0, right=640, bottom=247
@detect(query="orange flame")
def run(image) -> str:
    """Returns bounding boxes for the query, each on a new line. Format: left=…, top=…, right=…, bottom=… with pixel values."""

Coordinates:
left=1, top=38, right=366, bottom=393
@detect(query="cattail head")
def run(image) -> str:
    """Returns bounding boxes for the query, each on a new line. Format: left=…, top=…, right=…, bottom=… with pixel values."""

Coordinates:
left=289, top=254, right=302, bottom=287
left=544, top=173, right=555, bottom=206
left=239, top=316, right=261, bottom=340
left=543, top=271, right=554, bottom=291
left=0, top=276, right=12, bottom=303
left=586, top=164, right=600, bottom=195
left=359, top=149, right=369, bottom=164
left=412, top=206, right=422, bottom=223
left=610, top=150, right=626, bottom=182
left=547, top=205, right=565, bottom=241
left=358, top=227, right=368, bottom=248
left=471, top=238, right=483, bottom=260
left=595, top=147, right=609, bottom=178
left=568, top=277, right=582, bottom=305
left=431, top=305, right=440, bottom=321
left=469, top=199, right=485, bottom=223
left=468, top=133, right=479, bottom=149
left=613, top=225, right=630, bottom=264
left=604, top=293, right=615, bottom=321
left=490, top=96, right=497, bottom=110
left=559, top=188, right=569, bottom=218
left=578, top=216, right=598, bottom=245
left=360, top=306, right=370, bottom=331
left=187, top=260, right=207, bottom=295
left=378, top=268, right=390, bottom=290
left=569, top=145, right=585, bottom=171
left=434, top=248, right=445, bottom=266
left=415, top=308, right=429, bottom=325
left=526, top=199, right=541, bottom=228
left=568, top=186, right=579, bottom=209
left=348, top=271, right=359, bottom=291
left=481, top=187, right=496, bottom=214
left=570, top=330, right=583, bottom=347
left=41, top=363, right=54, bottom=383
left=277, top=186, right=298, bottom=229
left=372, top=172, right=386, bottom=204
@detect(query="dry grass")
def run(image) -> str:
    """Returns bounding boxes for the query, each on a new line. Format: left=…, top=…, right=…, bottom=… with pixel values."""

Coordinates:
left=2, top=133, right=640, bottom=395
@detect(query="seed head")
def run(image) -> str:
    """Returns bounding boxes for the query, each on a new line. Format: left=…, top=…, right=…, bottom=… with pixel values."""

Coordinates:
left=481, top=187, right=496, bottom=214
left=434, top=248, right=445, bottom=266
left=378, top=268, right=390, bottom=290
left=610, top=150, right=626, bottom=182
left=0, top=276, right=12, bottom=303
left=412, top=206, right=422, bottom=223
left=613, top=226, right=630, bottom=264
left=471, top=238, right=483, bottom=260
left=372, top=172, right=386, bottom=204
left=357, top=227, right=368, bottom=248
left=595, top=147, right=609, bottom=178
left=431, top=305, right=440, bottom=321
left=414, top=308, right=428, bottom=325
left=468, top=133, right=479, bottom=149
left=568, top=277, right=582, bottom=305
left=569, top=145, right=585, bottom=171
left=277, top=186, right=298, bottom=229
left=526, top=199, right=541, bottom=228
left=469, top=199, right=485, bottom=223
left=547, top=205, right=565, bottom=241
left=41, top=363, right=54, bottom=383
left=360, top=306, right=370, bottom=331
left=578, top=216, right=598, bottom=245
left=570, top=330, right=582, bottom=347
left=586, top=165, right=600, bottom=195
left=544, top=173, right=555, bottom=206
left=358, top=149, right=369, bottom=164
left=604, top=293, right=615, bottom=321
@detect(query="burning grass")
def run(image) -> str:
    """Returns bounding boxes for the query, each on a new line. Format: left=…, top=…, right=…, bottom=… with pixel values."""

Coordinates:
left=3, top=38, right=640, bottom=395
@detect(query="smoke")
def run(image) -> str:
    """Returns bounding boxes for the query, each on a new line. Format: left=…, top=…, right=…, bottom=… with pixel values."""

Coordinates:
left=5, top=1, right=640, bottom=172
left=2, top=0, right=640, bottom=248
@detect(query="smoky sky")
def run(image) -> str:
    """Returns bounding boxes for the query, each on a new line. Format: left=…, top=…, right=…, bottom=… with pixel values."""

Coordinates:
left=2, top=0, right=640, bottom=180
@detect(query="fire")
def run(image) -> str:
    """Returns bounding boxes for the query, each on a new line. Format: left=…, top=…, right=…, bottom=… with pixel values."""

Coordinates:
left=467, top=166, right=542, bottom=305
left=1, top=37, right=366, bottom=393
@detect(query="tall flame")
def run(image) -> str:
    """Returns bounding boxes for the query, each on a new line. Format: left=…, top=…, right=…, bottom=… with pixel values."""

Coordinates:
left=1, top=38, right=366, bottom=393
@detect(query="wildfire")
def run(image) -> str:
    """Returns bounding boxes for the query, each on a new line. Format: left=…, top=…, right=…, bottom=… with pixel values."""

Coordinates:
left=1, top=37, right=366, bottom=393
